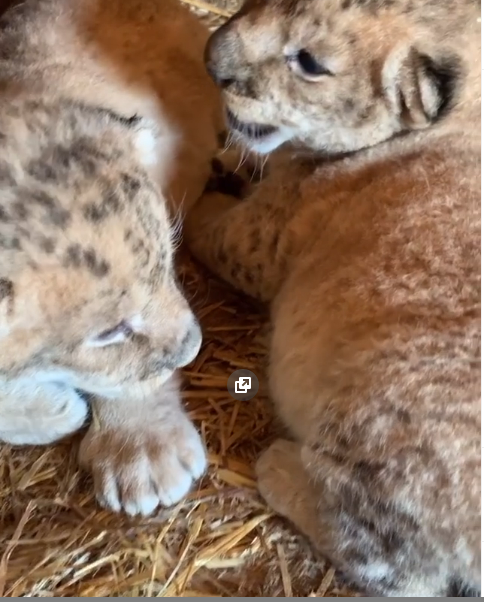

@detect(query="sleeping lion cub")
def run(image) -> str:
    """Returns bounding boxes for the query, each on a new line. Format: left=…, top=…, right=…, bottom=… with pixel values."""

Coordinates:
left=185, top=0, right=480, bottom=596
left=0, top=0, right=223, bottom=515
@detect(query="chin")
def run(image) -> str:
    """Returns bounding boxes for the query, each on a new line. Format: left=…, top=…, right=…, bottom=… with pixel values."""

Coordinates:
left=227, top=109, right=293, bottom=154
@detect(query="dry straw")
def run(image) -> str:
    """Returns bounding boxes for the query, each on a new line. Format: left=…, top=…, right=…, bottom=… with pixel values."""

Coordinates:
left=0, top=0, right=358, bottom=596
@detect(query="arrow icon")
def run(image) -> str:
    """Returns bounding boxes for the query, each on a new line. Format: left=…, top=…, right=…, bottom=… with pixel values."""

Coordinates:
left=235, top=376, right=252, bottom=394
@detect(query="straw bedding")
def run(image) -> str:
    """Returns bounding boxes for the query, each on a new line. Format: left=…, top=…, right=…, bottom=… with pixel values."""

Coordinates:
left=0, top=0, right=359, bottom=596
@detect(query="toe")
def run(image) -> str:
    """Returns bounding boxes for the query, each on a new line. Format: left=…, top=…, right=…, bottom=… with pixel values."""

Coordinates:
left=124, top=492, right=159, bottom=517
left=157, top=469, right=192, bottom=506
left=152, top=452, right=193, bottom=506
left=118, top=459, right=158, bottom=516
left=94, top=468, right=121, bottom=513
left=178, top=429, right=207, bottom=479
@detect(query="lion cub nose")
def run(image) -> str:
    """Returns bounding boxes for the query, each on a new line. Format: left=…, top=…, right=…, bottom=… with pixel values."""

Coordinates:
left=173, top=315, right=202, bottom=368
left=205, top=26, right=237, bottom=89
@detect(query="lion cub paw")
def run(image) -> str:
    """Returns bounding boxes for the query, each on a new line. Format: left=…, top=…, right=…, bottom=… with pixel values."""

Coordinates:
left=79, top=411, right=207, bottom=516
left=256, top=438, right=320, bottom=532
left=205, top=150, right=268, bottom=199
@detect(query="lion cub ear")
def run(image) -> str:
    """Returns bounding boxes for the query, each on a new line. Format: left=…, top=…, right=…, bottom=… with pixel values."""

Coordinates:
left=0, top=278, right=13, bottom=339
left=383, top=46, right=461, bottom=129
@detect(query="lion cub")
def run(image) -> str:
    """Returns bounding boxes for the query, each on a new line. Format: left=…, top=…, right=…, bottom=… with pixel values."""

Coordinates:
left=185, top=0, right=480, bottom=596
left=0, top=0, right=223, bottom=515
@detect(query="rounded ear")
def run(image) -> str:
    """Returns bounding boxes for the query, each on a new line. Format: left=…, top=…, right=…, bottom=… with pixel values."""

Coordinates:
left=0, top=278, right=13, bottom=339
left=383, top=46, right=461, bottom=129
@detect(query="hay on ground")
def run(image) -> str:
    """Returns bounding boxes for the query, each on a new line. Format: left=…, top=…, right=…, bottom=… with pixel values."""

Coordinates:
left=0, top=0, right=359, bottom=596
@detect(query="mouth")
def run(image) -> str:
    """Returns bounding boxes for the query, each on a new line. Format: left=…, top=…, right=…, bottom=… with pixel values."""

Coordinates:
left=226, top=109, right=278, bottom=140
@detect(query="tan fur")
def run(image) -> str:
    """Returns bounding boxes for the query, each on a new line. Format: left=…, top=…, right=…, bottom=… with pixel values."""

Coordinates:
left=185, top=0, right=481, bottom=595
left=0, top=0, right=223, bottom=515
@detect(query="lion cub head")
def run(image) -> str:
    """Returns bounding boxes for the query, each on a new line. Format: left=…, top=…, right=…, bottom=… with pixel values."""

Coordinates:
left=0, top=99, right=201, bottom=398
left=206, top=0, right=479, bottom=154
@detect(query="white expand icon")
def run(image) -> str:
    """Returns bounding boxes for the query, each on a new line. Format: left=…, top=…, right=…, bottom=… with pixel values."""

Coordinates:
left=227, top=369, right=259, bottom=400
left=235, top=376, right=252, bottom=394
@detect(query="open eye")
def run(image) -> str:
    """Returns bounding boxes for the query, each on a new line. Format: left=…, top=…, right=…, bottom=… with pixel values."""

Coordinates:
left=288, top=49, right=333, bottom=80
left=88, top=321, right=134, bottom=348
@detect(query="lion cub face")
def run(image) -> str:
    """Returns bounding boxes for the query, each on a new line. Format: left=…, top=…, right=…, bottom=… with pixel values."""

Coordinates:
left=206, top=0, right=469, bottom=154
left=0, top=100, right=201, bottom=398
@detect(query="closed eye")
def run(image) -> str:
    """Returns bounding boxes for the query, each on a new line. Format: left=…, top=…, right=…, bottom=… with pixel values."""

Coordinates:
left=287, top=49, right=333, bottom=80
left=87, top=321, right=134, bottom=348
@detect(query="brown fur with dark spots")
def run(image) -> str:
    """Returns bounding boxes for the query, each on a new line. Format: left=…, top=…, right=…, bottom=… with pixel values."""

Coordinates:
left=0, top=0, right=223, bottom=516
left=186, top=0, right=480, bottom=595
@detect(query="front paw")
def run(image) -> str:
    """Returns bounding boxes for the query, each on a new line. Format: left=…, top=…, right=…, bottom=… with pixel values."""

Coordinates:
left=205, top=151, right=266, bottom=199
left=79, top=412, right=207, bottom=516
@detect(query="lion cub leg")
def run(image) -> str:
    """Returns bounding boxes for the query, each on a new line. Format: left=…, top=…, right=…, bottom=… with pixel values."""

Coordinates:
left=0, top=381, right=88, bottom=445
left=256, top=439, right=324, bottom=537
left=185, top=160, right=296, bottom=302
left=79, top=374, right=207, bottom=516
left=257, top=440, right=459, bottom=597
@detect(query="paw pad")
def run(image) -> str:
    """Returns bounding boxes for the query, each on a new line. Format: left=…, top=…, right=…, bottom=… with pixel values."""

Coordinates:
left=205, top=159, right=249, bottom=198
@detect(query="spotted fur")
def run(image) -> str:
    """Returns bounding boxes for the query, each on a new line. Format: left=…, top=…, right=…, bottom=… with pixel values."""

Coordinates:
left=0, top=0, right=224, bottom=515
left=185, top=0, right=480, bottom=595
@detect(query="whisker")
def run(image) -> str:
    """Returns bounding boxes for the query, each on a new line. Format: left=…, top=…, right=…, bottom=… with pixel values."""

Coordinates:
left=222, top=132, right=234, bottom=154
left=260, top=154, right=270, bottom=182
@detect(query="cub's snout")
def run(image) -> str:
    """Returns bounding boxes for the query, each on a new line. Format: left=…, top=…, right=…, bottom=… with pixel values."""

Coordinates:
left=205, top=24, right=240, bottom=89
left=166, top=311, right=202, bottom=369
